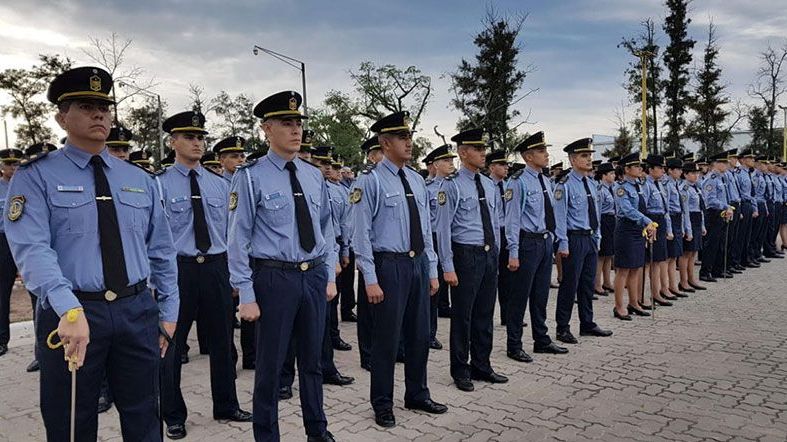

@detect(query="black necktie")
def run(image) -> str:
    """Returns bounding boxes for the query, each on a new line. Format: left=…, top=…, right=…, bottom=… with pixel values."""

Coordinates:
left=189, top=170, right=211, bottom=254
left=285, top=161, right=316, bottom=253
left=721, top=176, right=731, bottom=202
left=538, top=173, right=556, bottom=233
left=654, top=180, right=667, bottom=209
left=397, top=169, right=424, bottom=254
left=497, top=181, right=505, bottom=210
left=90, top=156, right=129, bottom=292
left=749, top=169, right=755, bottom=197
left=582, top=177, right=599, bottom=231
left=694, top=184, right=706, bottom=212
left=634, top=182, right=647, bottom=213
left=475, top=174, right=495, bottom=246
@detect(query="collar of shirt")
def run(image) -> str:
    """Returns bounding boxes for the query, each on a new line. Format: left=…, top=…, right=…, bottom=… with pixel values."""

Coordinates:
left=458, top=166, right=477, bottom=181
left=380, top=157, right=403, bottom=176
left=265, top=148, right=294, bottom=171
left=569, top=169, right=585, bottom=183
left=173, top=161, right=203, bottom=177
left=63, top=143, right=114, bottom=170
left=524, top=165, right=541, bottom=179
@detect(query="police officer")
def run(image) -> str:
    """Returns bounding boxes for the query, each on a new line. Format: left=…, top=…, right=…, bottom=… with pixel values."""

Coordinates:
left=642, top=154, right=674, bottom=306
left=6, top=66, right=179, bottom=441
left=229, top=90, right=338, bottom=442
left=435, top=129, right=508, bottom=392
left=750, top=156, right=770, bottom=263
left=201, top=151, right=224, bottom=175
left=664, top=157, right=691, bottom=296
left=678, top=162, right=706, bottom=291
left=486, top=150, right=513, bottom=326
left=737, top=149, right=760, bottom=268
left=351, top=111, right=447, bottom=428
left=504, top=131, right=568, bottom=362
left=329, top=156, right=359, bottom=325
left=299, top=129, right=315, bottom=161
left=214, top=136, right=246, bottom=182
left=424, top=144, right=456, bottom=350
left=765, top=158, right=784, bottom=258
left=699, top=152, right=735, bottom=282
left=594, top=162, right=616, bottom=296
left=553, top=138, right=612, bottom=344
left=612, top=152, right=657, bottom=320
left=0, top=148, right=22, bottom=358
left=157, top=111, right=251, bottom=439
left=161, top=150, right=176, bottom=168
left=355, top=135, right=384, bottom=371
left=723, top=150, right=744, bottom=273
left=105, top=124, right=131, bottom=160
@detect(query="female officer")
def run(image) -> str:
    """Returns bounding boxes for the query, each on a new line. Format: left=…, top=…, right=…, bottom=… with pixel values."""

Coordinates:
left=678, top=162, right=707, bottom=292
left=594, top=162, right=616, bottom=296
left=643, top=155, right=674, bottom=307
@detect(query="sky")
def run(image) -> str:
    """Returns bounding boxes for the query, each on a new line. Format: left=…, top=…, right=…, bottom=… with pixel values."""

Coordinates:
left=1, top=0, right=786, bottom=162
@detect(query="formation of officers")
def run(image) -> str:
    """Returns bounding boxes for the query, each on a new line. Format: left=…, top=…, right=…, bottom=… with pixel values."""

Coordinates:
left=0, top=66, right=786, bottom=442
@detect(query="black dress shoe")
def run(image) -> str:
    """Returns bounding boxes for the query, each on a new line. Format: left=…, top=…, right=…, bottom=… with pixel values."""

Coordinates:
left=734, top=265, right=746, bottom=271
left=471, top=371, right=509, bottom=384
left=669, top=289, right=689, bottom=298
left=580, top=326, right=613, bottom=337
left=699, top=274, right=717, bottom=283
left=26, top=359, right=40, bottom=372
left=627, top=305, right=650, bottom=316
left=678, top=285, right=695, bottom=293
left=454, top=378, right=474, bottom=391
left=639, top=303, right=653, bottom=310
left=744, top=262, right=760, bottom=268
left=332, top=339, right=352, bottom=351
left=654, top=298, right=673, bottom=307
left=728, top=268, right=742, bottom=274
left=602, top=284, right=615, bottom=292
left=757, top=257, right=771, bottom=263
left=507, top=349, right=533, bottom=363
left=661, top=293, right=678, bottom=301
left=764, top=254, right=783, bottom=259
left=324, top=373, right=355, bottom=386
left=534, top=342, right=569, bottom=354
left=429, top=339, right=443, bottom=350
left=688, top=282, right=707, bottom=290
left=341, top=312, right=358, bottom=322
left=594, top=289, right=610, bottom=297
left=613, top=309, right=632, bottom=321
left=278, top=386, right=293, bottom=400
left=375, top=410, right=396, bottom=428
left=180, top=352, right=189, bottom=364
left=166, top=424, right=187, bottom=440
left=307, top=431, right=336, bottom=442
left=405, top=399, right=448, bottom=414
left=97, top=395, right=113, bottom=414
left=215, top=408, right=253, bottom=422
left=556, top=331, right=578, bottom=344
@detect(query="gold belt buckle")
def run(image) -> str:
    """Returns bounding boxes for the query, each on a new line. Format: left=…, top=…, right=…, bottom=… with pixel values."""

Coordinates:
left=484, top=244, right=490, bottom=251
left=104, top=290, right=118, bottom=302
left=196, top=256, right=205, bottom=264
left=299, top=262, right=309, bottom=271
left=407, top=250, right=416, bottom=258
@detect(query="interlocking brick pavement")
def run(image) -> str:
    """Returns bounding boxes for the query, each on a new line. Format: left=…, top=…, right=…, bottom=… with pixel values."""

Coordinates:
left=1, top=262, right=787, bottom=441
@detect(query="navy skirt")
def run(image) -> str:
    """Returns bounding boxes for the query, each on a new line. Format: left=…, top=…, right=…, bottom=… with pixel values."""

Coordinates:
left=599, top=214, right=615, bottom=257
left=614, top=218, right=645, bottom=269
left=683, top=212, right=703, bottom=252
left=646, top=213, right=668, bottom=263
left=667, top=213, right=683, bottom=258
left=780, top=203, right=787, bottom=224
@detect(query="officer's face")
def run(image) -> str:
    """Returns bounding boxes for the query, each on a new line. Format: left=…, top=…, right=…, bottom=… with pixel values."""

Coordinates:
left=715, top=162, right=728, bottom=173
left=171, top=133, right=206, bottom=163
left=108, top=146, right=129, bottom=160
left=56, top=99, right=112, bottom=142
left=318, top=160, right=332, bottom=178
left=342, top=170, right=354, bottom=180
left=668, top=167, right=682, bottom=179
left=624, top=164, right=642, bottom=178
left=206, top=164, right=223, bottom=174
left=649, top=165, right=665, bottom=179
left=262, top=118, right=303, bottom=154
left=459, top=145, right=487, bottom=169
left=524, top=147, right=549, bottom=169
left=570, top=152, right=593, bottom=173
left=1, top=161, right=18, bottom=179
left=367, top=149, right=384, bottom=164
left=685, top=171, right=699, bottom=183
left=298, top=151, right=312, bottom=160
left=434, top=158, right=455, bottom=176
left=220, top=151, right=245, bottom=173
left=381, top=132, right=413, bottom=162
left=728, top=158, right=738, bottom=167
left=488, top=162, right=508, bottom=179
left=601, top=171, right=615, bottom=184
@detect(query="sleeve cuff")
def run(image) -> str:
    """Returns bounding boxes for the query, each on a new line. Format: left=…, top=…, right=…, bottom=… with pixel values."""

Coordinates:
left=362, top=271, right=377, bottom=286
left=239, top=286, right=256, bottom=305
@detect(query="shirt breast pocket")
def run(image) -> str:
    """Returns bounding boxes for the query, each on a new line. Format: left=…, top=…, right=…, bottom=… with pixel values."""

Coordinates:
left=117, top=192, right=152, bottom=233
left=261, top=193, right=290, bottom=226
left=169, top=197, right=192, bottom=226
left=49, top=192, right=96, bottom=235
left=205, top=196, right=227, bottom=224
left=383, top=193, right=402, bottom=219
left=526, top=190, right=540, bottom=208
left=459, top=195, right=478, bottom=213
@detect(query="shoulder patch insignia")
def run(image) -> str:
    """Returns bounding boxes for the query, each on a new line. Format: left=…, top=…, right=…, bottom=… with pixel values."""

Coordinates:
left=7, top=195, right=25, bottom=222
left=18, top=151, right=49, bottom=167
left=705, top=184, right=713, bottom=191
left=229, top=192, right=238, bottom=211
left=504, top=188, right=513, bottom=201
left=349, top=188, right=362, bottom=204
left=616, top=188, right=626, bottom=197
left=681, top=194, right=687, bottom=202
left=437, top=190, right=447, bottom=205
left=554, top=189, right=563, bottom=200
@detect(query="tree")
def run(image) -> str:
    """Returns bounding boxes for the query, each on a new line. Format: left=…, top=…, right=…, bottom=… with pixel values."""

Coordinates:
left=450, top=6, right=535, bottom=152
left=349, top=62, right=431, bottom=130
left=685, top=23, right=743, bottom=157
left=125, top=96, right=168, bottom=161
left=0, top=54, right=72, bottom=147
left=619, top=19, right=663, bottom=154
left=748, top=43, right=787, bottom=156
left=210, top=91, right=262, bottom=149
left=606, top=107, right=634, bottom=159
left=662, top=0, right=696, bottom=156
left=308, top=90, right=367, bottom=167
left=747, top=106, right=770, bottom=153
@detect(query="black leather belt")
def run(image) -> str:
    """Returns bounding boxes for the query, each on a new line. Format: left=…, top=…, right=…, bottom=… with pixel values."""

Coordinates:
left=374, top=250, right=422, bottom=259
left=520, top=230, right=551, bottom=240
left=452, top=242, right=494, bottom=252
left=177, top=252, right=226, bottom=264
left=568, top=229, right=592, bottom=236
left=74, top=279, right=148, bottom=302
left=251, top=256, right=325, bottom=272
left=669, top=212, right=682, bottom=217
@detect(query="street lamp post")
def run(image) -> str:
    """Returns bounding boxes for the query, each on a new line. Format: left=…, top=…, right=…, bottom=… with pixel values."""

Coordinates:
left=636, top=51, right=654, bottom=158
left=117, top=81, right=165, bottom=161
left=779, top=105, right=787, bottom=162
left=252, top=45, right=308, bottom=118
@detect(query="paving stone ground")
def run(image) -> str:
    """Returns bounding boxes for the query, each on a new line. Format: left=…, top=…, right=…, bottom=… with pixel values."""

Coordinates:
left=2, top=262, right=787, bottom=441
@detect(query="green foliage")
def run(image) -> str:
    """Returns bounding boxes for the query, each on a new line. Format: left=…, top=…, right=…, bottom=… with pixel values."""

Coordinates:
left=662, top=0, right=695, bottom=156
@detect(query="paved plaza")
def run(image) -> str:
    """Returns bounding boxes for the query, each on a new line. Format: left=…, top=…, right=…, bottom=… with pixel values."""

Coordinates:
left=1, top=263, right=786, bottom=441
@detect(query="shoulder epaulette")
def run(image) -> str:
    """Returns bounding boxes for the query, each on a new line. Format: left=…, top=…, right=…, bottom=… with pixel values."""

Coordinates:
left=360, top=163, right=377, bottom=175
left=558, top=174, right=570, bottom=184
left=510, top=169, right=524, bottom=180
left=153, top=168, right=167, bottom=176
left=18, top=151, right=49, bottom=167
left=425, top=177, right=434, bottom=185
left=406, top=165, right=418, bottom=173
left=302, top=158, right=319, bottom=168
left=127, top=161, right=154, bottom=175
left=237, top=158, right=258, bottom=170
left=444, top=172, right=457, bottom=181
left=205, top=167, right=224, bottom=179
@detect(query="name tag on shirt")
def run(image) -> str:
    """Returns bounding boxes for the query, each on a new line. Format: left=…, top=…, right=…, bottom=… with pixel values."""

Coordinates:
left=171, top=195, right=189, bottom=203
left=121, top=187, right=146, bottom=194
left=265, top=191, right=282, bottom=201
left=57, top=185, right=84, bottom=192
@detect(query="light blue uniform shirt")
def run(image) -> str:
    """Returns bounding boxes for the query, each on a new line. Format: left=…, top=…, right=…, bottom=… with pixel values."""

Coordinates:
left=349, top=157, right=438, bottom=285
left=735, top=166, right=757, bottom=208
left=645, top=175, right=673, bottom=235
left=156, top=162, right=229, bottom=256
left=752, top=169, right=767, bottom=205
left=682, top=181, right=704, bottom=237
left=598, top=181, right=616, bottom=215
left=613, top=178, right=652, bottom=228
left=724, top=170, right=741, bottom=202
left=504, top=165, right=557, bottom=257
left=0, top=178, right=10, bottom=233
left=491, top=176, right=507, bottom=227
left=228, top=150, right=337, bottom=304
left=434, top=166, right=501, bottom=273
left=222, top=170, right=233, bottom=182
left=327, top=180, right=351, bottom=258
left=425, top=176, right=444, bottom=232
left=665, top=176, right=691, bottom=235
left=3, top=144, right=178, bottom=321
left=771, top=173, right=783, bottom=203
left=553, top=170, right=600, bottom=253
left=702, top=171, right=730, bottom=210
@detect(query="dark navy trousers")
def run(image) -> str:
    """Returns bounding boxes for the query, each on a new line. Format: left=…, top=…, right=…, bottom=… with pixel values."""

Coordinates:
left=506, top=232, right=554, bottom=351
left=37, top=290, right=160, bottom=442
left=701, top=209, right=725, bottom=276
left=356, top=272, right=371, bottom=368
left=497, top=228, right=513, bottom=325
left=449, top=243, right=497, bottom=380
left=555, top=233, right=598, bottom=334
left=251, top=264, right=328, bottom=441
left=369, top=253, right=431, bottom=413
left=280, top=306, right=340, bottom=388
left=338, top=250, right=357, bottom=318
left=0, top=233, right=18, bottom=346
left=736, top=202, right=754, bottom=265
